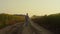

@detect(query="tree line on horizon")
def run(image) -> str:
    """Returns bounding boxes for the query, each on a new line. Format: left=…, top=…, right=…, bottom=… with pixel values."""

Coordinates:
left=31, top=13, right=60, bottom=34
left=0, top=13, right=25, bottom=29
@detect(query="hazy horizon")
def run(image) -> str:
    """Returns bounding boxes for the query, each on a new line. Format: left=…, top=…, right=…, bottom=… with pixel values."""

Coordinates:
left=0, top=0, right=60, bottom=16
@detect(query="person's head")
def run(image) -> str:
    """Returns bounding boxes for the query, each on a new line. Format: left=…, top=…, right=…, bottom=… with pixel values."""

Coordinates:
left=26, top=13, right=28, bottom=16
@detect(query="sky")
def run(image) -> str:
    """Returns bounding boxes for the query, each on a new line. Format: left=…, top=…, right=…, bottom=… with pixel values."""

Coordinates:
left=0, top=0, right=60, bottom=16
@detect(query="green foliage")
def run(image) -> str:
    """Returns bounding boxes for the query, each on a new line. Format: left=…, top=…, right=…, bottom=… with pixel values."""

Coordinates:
left=0, top=13, right=25, bottom=29
left=31, top=13, right=60, bottom=33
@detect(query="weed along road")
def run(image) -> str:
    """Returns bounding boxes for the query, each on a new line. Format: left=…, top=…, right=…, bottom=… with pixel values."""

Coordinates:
left=0, top=14, right=54, bottom=34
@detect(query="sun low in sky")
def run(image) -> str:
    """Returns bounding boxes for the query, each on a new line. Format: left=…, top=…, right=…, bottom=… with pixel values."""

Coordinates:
left=0, top=0, right=60, bottom=16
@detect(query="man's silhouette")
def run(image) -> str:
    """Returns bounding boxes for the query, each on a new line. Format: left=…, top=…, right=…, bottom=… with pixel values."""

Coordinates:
left=25, top=13, right=29, bottom=26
